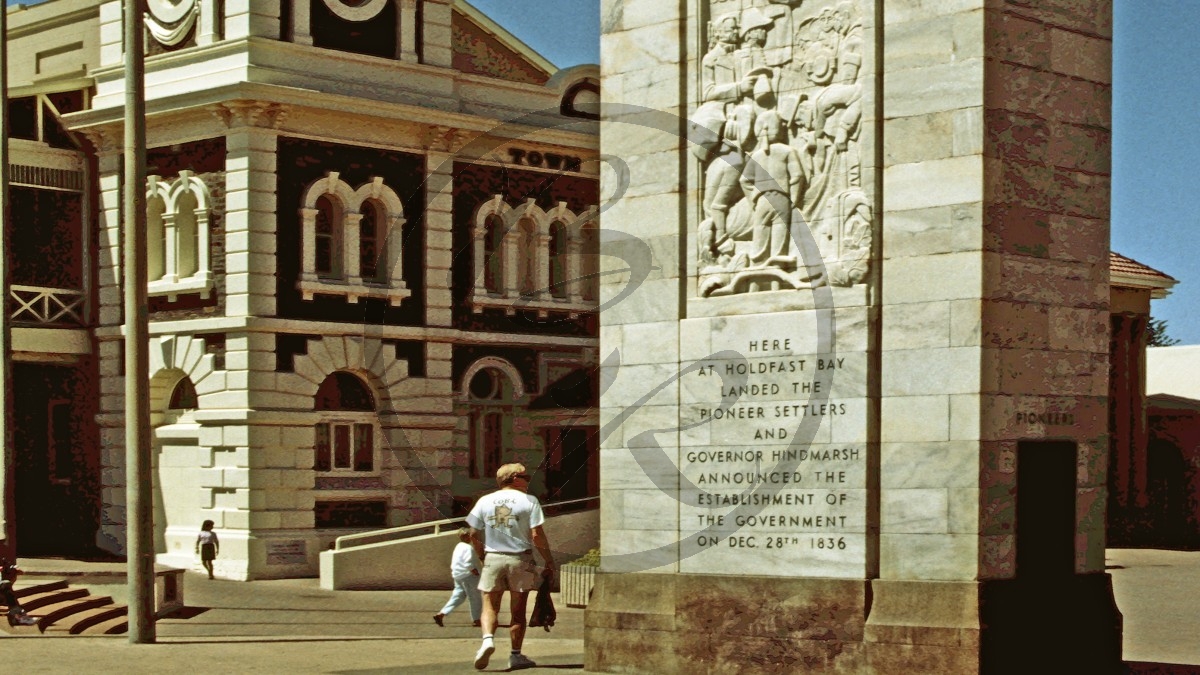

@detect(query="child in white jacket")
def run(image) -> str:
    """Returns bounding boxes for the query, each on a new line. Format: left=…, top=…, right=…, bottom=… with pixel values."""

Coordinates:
left=433, top=527, right=482, bottom=627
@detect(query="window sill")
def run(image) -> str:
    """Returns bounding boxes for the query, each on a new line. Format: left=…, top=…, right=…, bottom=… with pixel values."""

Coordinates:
left=471, top=294, right=596, bottom=318
left=148, top=273, right=213, bottom=302
left=299, top=277, right=411, bottom=306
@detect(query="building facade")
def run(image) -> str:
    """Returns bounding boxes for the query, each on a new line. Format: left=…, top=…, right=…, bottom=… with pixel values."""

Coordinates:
left=3, top=0, right=600, bottom=579
left=1106, top=253, right=1178, bottom=548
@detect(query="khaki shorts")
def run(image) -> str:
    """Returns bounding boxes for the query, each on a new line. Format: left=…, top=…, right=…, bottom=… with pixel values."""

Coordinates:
left=478, top=552, right=539, bottom=593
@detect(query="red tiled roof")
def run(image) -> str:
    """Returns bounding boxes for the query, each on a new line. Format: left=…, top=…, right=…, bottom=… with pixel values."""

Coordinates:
left=1110, top=251, right=1177, bottom=294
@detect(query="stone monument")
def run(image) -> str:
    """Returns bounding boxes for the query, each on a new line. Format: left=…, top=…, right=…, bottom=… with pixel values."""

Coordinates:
left=590, top=0, right=1122, bottom=672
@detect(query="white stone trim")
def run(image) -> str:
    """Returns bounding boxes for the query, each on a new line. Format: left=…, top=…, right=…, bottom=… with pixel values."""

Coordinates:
left=145, top=5, right=200, bottom=47
left=144, top=0, right=218, bottom=48
left=281, top=335, right=409, bottom=412
left=398, top=0, right=419, bottom=61
left=147, top=0, right=197, bottom=24
left=147, top=333, right=219, bottom=426
left=469, top=195, right=598, bottom=316
left=291, top=0, right=313, bottom=46
left=298, top=172, right=411, bottom=305
left=459, top=356, right=526, bottom=402
left=321, top=0, right=389, bottom=22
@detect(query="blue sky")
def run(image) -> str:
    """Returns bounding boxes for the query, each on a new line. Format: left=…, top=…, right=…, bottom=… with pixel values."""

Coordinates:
left=468, top=0, right=599, bottom=68
left=1111, top=0, right=1200, bottom=344
left=5, top=0, right=1194, bottom=342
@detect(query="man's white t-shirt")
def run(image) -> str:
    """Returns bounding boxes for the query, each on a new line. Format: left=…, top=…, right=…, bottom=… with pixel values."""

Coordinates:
left=466, top=489, right=545, bottom=554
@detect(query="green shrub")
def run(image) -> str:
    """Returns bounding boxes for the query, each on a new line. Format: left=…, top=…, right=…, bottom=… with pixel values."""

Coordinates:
left=565, top=548, right=600, bottom=567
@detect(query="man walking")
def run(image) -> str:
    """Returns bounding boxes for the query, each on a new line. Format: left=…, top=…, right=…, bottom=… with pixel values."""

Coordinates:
left=466, top=463, right=556, bottom=670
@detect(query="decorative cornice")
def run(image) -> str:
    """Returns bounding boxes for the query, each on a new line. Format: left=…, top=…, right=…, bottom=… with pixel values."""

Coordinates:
left=208, top=101, right=290, bottom=130
left=76, top=126, right=121, bottom=153
left=422, top=125, right=472, bottom=153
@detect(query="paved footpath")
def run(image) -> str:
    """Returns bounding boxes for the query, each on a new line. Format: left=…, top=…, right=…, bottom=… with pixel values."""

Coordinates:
left=1, top=549, right=1198, bottom=674
left=3, top=565, right=585, bottom=674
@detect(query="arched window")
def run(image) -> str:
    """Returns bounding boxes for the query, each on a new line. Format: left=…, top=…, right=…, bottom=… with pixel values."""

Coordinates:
left=549, top=221, right=568, bottom=299
left=310, top=0, right=398, bottom=60
left=145, top=171, right=214, bottom=300
left=580, top=222, right=599, bottom=302
left=359, top=200, right=383, bottom=282
left=484, top=214, right=505, bottom=294
left=315, top=371, right=375, bottom=411
left=147, top=193, right=167, bottom=282
left=465, top=364, right=519, bottom=480
left=315, top=194, right=342, bottom=279
left=175, top=190, right=199, bottom=278
left=471, top=197, right=597, bottom=316
left=314, top=371, right=376, bottom=473
left=519, top=218, right=538, bottom=296
left=299, top=172, right=409, bottom=304
left=168, top=378, right=198, bottom=410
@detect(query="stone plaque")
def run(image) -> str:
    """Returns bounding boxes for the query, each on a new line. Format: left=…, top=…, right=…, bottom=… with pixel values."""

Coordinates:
left=266, top=539, right=308, bottom=566
left=678, top=309, right=869, bottom=577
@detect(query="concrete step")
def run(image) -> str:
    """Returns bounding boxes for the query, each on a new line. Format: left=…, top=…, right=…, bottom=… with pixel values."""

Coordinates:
left=13, top=579, right=68, bottom=598
left=51, top=604, right=128, bottom=635
left=4, top=579, right=133, bottom=637
left=85, top=614, right=128, bottom=635
left=15, top=587, right=89, bottom=612
left=34, top=595, right=115, bottom=633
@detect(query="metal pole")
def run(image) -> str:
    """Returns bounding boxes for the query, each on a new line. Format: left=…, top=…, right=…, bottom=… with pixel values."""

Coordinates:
left=0, top=0, right=15, bottom=561
left=124, top=0, right=154, bottom=644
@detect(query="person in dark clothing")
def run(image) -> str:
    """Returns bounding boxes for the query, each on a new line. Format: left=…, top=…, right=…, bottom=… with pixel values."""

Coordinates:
left=0, top=559, right=38, bottom=626
left=196, top=519, right=220, bottom=579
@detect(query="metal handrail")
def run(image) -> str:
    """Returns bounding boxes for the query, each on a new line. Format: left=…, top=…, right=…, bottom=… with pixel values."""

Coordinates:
left=333, top=495, right=599, bottom=550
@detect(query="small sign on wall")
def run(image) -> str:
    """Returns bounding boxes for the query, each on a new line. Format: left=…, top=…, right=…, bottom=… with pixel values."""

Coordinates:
left=266, top=540, right=308, bottom=566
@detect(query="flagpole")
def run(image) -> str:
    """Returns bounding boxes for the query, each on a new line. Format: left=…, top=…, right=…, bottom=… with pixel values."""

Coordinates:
left=124, top=0, right=154, bottom=644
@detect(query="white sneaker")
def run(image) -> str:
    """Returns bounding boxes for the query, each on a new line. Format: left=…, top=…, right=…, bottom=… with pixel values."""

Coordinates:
left=509, top=653, right=537, bottom=670
left=473, top=641, right=495, bottom=670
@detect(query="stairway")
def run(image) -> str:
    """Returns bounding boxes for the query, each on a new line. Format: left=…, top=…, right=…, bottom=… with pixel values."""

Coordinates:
left=2, top=579, right=128, bottom=635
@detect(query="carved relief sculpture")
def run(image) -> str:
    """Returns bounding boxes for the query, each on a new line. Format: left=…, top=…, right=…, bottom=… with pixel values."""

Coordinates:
left=694, top=0, right=873, bottom=297
left=145, top=0, right=218, bottom=48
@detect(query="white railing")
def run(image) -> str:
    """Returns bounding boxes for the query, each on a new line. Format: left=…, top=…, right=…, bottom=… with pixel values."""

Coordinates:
left=333, top=495, right=599, bottom=551
left=10, top=285, right=86, bottom=326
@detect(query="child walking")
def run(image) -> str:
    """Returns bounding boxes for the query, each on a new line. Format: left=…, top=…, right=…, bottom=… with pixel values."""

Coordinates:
left=433, top=527, right=482, bottom=627
left=196, top=519, right=219, bottom=579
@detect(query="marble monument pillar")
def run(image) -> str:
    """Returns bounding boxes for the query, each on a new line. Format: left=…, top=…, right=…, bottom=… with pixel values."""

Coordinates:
left=589, top=0, right=1122, bottom=672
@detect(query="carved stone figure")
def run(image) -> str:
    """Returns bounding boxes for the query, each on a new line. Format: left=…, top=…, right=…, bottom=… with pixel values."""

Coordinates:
left=740, top=111, right=803, bottom=266
left=825, top=190, right=872, bottom=286
left=702, top=15, right=750, bottom=107
left=694, top=0, right=873, bottom=296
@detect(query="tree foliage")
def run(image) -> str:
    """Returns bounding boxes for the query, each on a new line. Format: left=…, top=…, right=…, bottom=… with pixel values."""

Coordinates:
left=1148, top=317, right=1181, bottom=347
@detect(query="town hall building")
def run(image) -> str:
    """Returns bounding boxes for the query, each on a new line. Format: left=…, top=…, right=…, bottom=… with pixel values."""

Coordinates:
left=3, top=0, right=600, bottom=579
